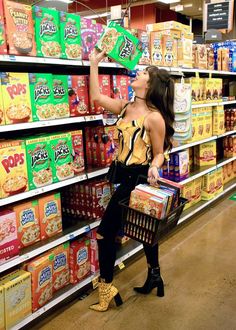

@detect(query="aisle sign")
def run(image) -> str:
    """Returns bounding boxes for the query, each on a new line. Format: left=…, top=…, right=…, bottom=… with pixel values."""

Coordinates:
left=203, top=0, right=234, bottom=32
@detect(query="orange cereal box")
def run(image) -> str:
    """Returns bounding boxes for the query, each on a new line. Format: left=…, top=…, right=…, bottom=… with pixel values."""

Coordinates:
left=1, top=72, right=32, bottom=124
left=38, top=193, right=62, bottom=240
left=0, top=82, right=5, bottom=125
left=4, top=0, right=36, bottom=56
left=13, top=200, right=40, bottom=249
left=0, top=140, right=28, bottom=199
left=52, top=242, right=70, bottom=293
left=27, top=253, right=54, bottom=312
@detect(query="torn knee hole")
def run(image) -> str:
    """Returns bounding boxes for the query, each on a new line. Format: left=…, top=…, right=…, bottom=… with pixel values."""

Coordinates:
left=96, top=233, right=104, bottom=240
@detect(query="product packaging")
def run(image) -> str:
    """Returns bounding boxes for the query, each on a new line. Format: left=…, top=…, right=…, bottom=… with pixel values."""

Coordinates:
left=194, top=141, right=217, bottom=167
left=52, top=242, right=70, bottom=293
left=0, top=0, right=7, bottom=55
left=81, top=17, right=98, bottom=60
left=52, top=75, right=70, bottom=119
left=70, top=130, right=85, bottom=174
left=201, top=171, right=216, bottom=200
left=68, top=75, right=89, bottom=116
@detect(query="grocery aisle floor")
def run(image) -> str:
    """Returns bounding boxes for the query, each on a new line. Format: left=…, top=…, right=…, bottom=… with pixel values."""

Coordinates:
left=34, top=194, right=236, bottom=330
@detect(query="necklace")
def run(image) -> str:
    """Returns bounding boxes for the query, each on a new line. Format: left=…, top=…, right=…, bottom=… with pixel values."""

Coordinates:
left=135, top=95, right=146, bottom=101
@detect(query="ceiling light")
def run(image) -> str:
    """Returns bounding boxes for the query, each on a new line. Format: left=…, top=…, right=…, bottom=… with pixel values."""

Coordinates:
left=198, top=7, right=202, bottom=11
left=184, top=3, right=193, bottom=8
left=51, top=0, right=73, bottom=3
left=157, top=0, right=181, bottom=4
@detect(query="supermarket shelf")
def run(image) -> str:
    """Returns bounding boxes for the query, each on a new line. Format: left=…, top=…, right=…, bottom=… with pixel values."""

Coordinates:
left=0, top=219, right=101, bottom=273
left=217, top=156, right=236, bottom=168
left=179, top=180, right=236, bottom=225
left=0, top=115, right=103, bottom=133
left=11, top=239, right=142, bottom=330
left=218, top=130, right=236, bottom=138
left=192, top=100, right=236, bottom=109
left=180, top=165, right=216, bottom=184
left=0, top=54, right=83, bottom=66
left=171, top=136, right=217, bottom=153
left=87, top=167, right=109, bottom=179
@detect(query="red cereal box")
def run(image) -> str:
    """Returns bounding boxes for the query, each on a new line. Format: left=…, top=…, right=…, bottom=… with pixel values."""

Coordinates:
left=70, top=130, right=85, bottom=174
left=27, top=253, right=54, bottom=312
left=90, top=75, right=111, bottom=114
left=68, top=75, right=89, bottom=116
left=69, top=238, right=91, bottom=284
left=0, top=0, right=7, bottom=54
left=0, top=210, right=19, bottom=264
left=111, top=75, right=129, bottom=100
left=84, top=127, right=93, bottom=166
left=52, top=242, right=70, bottom=293
left=91, top=181, right=112, bottom=219
left=86, top=229, right=99, bottom=274
left=81, top=18, right=98, bottom=60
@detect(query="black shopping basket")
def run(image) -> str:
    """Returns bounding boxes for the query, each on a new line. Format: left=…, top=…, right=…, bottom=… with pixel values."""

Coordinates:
left=119, top=178, right=188, bottom=246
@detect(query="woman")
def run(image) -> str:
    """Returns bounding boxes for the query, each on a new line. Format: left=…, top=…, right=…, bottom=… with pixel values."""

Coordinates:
left=89, top=49, right=175, bottom=312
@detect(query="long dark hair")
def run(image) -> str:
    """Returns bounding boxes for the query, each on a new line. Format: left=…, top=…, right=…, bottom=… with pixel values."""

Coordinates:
left=145, top=66, right=175, bottom=152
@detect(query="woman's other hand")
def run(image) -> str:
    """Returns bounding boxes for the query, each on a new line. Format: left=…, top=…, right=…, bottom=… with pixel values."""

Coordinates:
left=89, top=49, right=106, bottom=66
left=147, top=165, right=160, bottom=186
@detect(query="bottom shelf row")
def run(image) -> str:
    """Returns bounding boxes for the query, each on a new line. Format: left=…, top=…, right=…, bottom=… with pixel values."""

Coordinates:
left=1, top=179, right=235, bottom=330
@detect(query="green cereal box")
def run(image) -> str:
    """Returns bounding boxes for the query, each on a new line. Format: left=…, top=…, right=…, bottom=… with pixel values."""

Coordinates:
left=29, top=73, right=55, bottom=121
left=60, top=12, right=82, bottom=60
left=33, top=6, right=61, bottom=58
left=52, top=75, right=70, bottom=119
left=25, top=136, right=53, bottom=190
left=49, top=133, right=74, bottom=183
left=96, top=21, right=143, bottom=70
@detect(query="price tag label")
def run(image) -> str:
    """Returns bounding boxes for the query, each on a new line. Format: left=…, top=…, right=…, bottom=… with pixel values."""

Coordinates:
left=68, top=233, right=75, bottom=240
left=118, top=262, right=125, bottom=270
left=9, top=55, right=16, bottom=61
left=92, top=276, right=99, bottom=289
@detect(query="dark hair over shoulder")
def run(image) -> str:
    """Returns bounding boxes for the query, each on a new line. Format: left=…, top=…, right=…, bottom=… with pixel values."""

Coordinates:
left=145, top=66, right=175, bottom=151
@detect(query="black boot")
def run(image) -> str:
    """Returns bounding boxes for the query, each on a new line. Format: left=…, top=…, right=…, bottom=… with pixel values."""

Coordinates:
left=134, top=267, right=164, bottom=297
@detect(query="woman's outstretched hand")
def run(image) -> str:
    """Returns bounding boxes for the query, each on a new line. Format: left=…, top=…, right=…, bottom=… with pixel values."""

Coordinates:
left=147, top=166, right=160, bottom=186
left=89, top=49, right=106, bottom=66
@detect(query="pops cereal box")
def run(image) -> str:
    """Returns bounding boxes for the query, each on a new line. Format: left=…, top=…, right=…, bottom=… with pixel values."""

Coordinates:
left=60, top=12, right=81, bottom=60
left=27, top=253, right=54, bottom=312
left=69, top=238, right=91, bottom=284
left=33, top=6, right=61, bottom=58
left=81, top=18, right=97, bottom=60
left=52, top=75, right=70, bottom=119
left=25, top=136, right=53, bottom=190
left=96, top=21, right=143, bottom=70
left=111, top=75, right=129, bottom=100
left=0, top=0, right=7, bottom=55
left=90, top=74, right=111, bottom=114
left=52, top=242, right=70, bottom=293
left=29, top=73, right=55, bottom=121
left=70, top=130, right=85, bottom=174
left=4, top=1, right=36, bottom=56
left=1, top=72, right=32, bottom=124
left=68, top=75, right=89, bottom=116
left=13, top=200, right=40, bottom=249
left=0, top=210, right=19, bottom=264
left=38, top=193, right=62, bottom=240
left=0, top=270, right=32, bottom=329
left=0, top=140, right=28, bottom=199
left=0, top=285, right=4, bottom=330
left=49, top=132, right=74, bottom=183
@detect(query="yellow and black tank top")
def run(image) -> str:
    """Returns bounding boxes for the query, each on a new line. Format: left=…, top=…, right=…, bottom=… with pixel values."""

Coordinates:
left=116, top=104, right=152, bottom=166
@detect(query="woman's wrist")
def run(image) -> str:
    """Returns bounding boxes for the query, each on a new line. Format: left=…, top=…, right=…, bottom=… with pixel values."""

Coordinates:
left=149, top=164, right=161, bottom=171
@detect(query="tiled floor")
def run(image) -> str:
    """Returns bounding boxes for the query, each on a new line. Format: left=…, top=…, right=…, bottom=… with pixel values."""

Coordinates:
left=34, top=194, right=236, bottom=330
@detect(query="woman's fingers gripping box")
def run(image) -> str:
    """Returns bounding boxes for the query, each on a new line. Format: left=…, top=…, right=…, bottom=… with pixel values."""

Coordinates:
left=96, top=21, right=143, bottom=70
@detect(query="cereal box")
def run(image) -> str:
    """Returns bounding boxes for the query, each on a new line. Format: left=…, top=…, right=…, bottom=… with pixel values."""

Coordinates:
left=0, top=210, right=19, bottom=264
left=49, top=133, right=74, bottom=182
left=1, top=72, right=32, bottom=124
left=60, top=12, right=81, bottom=60
left=162, top=34, right=178, bottom=67
left=181, top=182, right=193, bottom=210
left=174, top=150, right=189, bottom=182
left=186, top=77, right=201, bottom=103
left=4, top=0, right=36, bottom=56
left=90, top=74, right=111, bottom=114
left=91, top=180, right=112, bottom=219
left=204, top=109, right=213, bottom=138
left=194, top=44, right=207, bottom=70
left=68, top=75, right=89, bottom=116
left=147, top=21, right=191, bottom=33
left=86, top=229, right=99, bottom=274
left=33, top=6, right=61, bottom=58
left=178, top=32, right=193, bottom=68
left=27, top=253, right=54, bottom=312
left=201, top=171, right=216, bottom=201
left=70, top=130, right=85, bottom=174
left=81, top=18, right=98, bottom=60
left=13, top=200, right=40, bottom=249
left=0, top=270, right=32, bottom=329
left=111, top=75, right=129, bottom=100
left=0, top=140, right=28, bottom=199
left=38, top=193, right=62, bottom=240
left=215, top=167, right=223, bottom=196
left=96, top=21, right=143, bottom=70
left=150, top=32, right=163, bottom=66
left=213, top=106, right=225, bottom=135
left=138, top=30, right=150, bottom=65
left=25, top=136, right=53, bottom=190
left=192, top=177, right=202, bottom=205
left=194, top=141, right=217, bottom=167
left=52, top=242, right=70, bottom=293
left=0, top=82, right=5, bottom=125
left=0, top=0, right=7, bottom=55
left=69, top=238, right=91, bottom=284
left=29, top=73, right=55, bottom=121
left=0, top=285, right=4, bottom=330
left=52, top=75, right=70, bottom=119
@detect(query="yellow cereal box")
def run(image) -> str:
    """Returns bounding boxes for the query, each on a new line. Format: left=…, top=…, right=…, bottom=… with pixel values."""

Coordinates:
left=0, top=140, right=28, bottom=199
left=194, top=141, right=216, bottom=167
left=52, top=243, right=70, bottom=293
left=197, top=113, right=204, bottom=139
left=0, top=83, right=5, bottom=126
left=13, top=200, right=41, bottom=249
left=181, top=182, right=193, bottom=210
left=162, top=35, right=178, bottom=67
left=204, top=109, right=213, bottom=138
left=150, top=32, right=163, bottom=66
left=215, top=167, right=223, bottom=196
left=27, top=253, right=54, bottom=312
left=1, top=72, right=32, bottom=124
left=226, top=162, right=233, bottom=182
left=186, top=78, right=201, bottom=103
left=204, top=79, right=215, bottom=102
left=38, top=193, right=62, bottom=240
left=0, top=270, right=32, bottom=329
left=192, top=177, right=202, bottom=205
left=177, top=32, right=193, bottom=68
left=201, top=171, right=216, bottom=201
left=147, top=21, right=190, bottom=33
left=0, top=286, right=4, bottom=330
left=213, top=106, right=225, bottom=135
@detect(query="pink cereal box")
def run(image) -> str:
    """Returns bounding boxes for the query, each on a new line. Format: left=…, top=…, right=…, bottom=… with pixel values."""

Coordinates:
left=69, top=238, right=91, bottom=284
left=81, top=18, right=98, bottom=60
left=52, top=242, right=70, bottom=293
left=0, top=210, right=19, bottom=264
